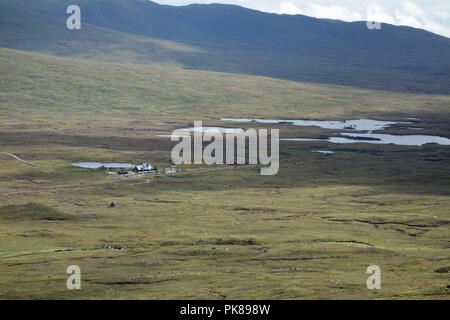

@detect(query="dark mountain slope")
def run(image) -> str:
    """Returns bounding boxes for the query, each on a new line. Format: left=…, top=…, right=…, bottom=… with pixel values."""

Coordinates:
left=0, top=4, right=200, bottom=66
left=1, top=0, right=449, bottom=93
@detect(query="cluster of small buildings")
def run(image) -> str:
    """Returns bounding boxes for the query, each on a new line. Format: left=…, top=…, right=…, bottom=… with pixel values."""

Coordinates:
left=116, top=162, right=179, bottom=175
left=133, top=163, right=154, bottom=173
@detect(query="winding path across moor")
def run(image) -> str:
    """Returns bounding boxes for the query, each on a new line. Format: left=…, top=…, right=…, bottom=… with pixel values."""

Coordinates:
left=0, top=152, right=42, bottom=167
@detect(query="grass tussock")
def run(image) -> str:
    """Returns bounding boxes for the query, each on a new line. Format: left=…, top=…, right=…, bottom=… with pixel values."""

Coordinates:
left=434, top=266, right=450, bottom=274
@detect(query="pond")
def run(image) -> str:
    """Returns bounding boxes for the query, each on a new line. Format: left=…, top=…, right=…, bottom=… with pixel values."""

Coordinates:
left=312, top=150, right=335, bottom=154
left=332, top=133, right=450, bottom=146
left=72, top=162, right=135, bottom=169
left=223, top=118, right=450, bottom=146
left=154, top=134, right=190, bottom=138
left=2, top=122, right=23, bottom=125
left=182, top=127, right=244, bottom=134
left=281, top=138, right=322, bottom=142
left=282, top=134, right=450, bottom=146
left=221, top=118, right=409, bottom=131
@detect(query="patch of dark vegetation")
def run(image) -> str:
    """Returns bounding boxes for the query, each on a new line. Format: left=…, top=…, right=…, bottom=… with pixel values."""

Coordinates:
left=159, top=241, right=181, bottom=247
left=193, top=238, right=260, bottom=246
left=233, top=207, right=277, bottom=214
left=355, top=218, right=449, bottom=228
left=234, top=207, right=251, bottom=211
left=94, top=277, right=176, bottom=286
left=54, top=249, right=74, bottom=253
left=172, top=248, right=237, bottom=257
left=160, top=238, right=260, bottom=247
left=247, top=256, right=334, bottom=262
left=0, top=203, right=74, bottom=221
left=265, top=214, right=308, bottom=221
left=325, top=216, right=449, bottom=229
left=214, top=238, right=258, bottom=246
left=435, top=266, right=450, bottom=273
left=19, top=229, right=57, bottom=238
left=143, top=199, right=181, bottom=204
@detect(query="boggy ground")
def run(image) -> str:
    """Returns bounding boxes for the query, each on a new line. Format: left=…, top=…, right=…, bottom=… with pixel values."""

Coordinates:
left=0, top=128, right=448, bottom=299
left=0, top=49, right=449, bottom=299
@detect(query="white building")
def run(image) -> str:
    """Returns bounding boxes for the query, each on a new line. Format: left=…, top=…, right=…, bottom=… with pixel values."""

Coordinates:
left=134, top=163, right=154, bottom=173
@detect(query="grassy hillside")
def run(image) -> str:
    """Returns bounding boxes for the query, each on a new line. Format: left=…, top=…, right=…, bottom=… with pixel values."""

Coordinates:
left=2, top=47, right=450, bottom=128
left=0, top=4, right=200, bottom=66
left=1, top=0, right=449, bottom=93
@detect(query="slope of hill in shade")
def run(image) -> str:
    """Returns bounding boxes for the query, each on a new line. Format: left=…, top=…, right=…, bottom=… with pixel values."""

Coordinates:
left=1, top=0, right=450, bottom=93
left=0, top=4, right=200, bottom=66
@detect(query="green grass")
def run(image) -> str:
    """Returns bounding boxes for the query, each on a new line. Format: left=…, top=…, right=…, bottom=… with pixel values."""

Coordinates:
left=0, top=203, right=74, bottom=221
left=1, top=47, right=450, bottom=126
left=0, top=48, right=448, bottom=300
left=0, top=145, right=448, bottom=299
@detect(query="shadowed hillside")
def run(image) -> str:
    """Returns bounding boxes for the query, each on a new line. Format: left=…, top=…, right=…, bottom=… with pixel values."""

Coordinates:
left=0, top=4, right=200, bottom=66
left=1, top=0, right=450, bottom=93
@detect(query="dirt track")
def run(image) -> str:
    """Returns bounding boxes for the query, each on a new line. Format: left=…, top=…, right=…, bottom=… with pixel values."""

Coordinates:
left=0, top=152, right=42, bottom=167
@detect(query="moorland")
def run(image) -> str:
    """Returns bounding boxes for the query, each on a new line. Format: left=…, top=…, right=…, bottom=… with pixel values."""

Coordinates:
left=0, top=0, right=449, bottom=299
